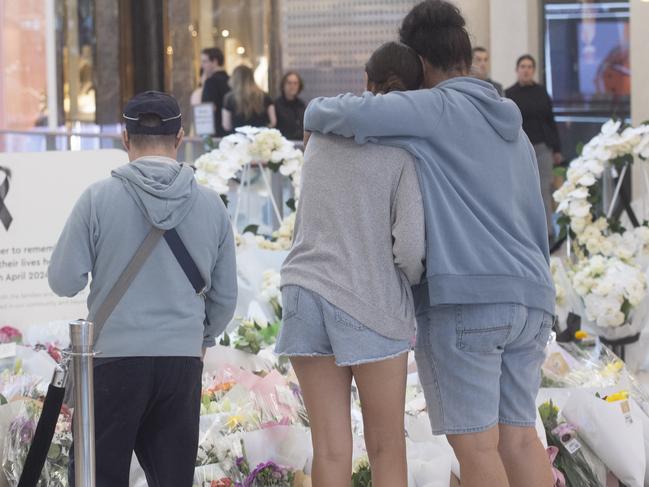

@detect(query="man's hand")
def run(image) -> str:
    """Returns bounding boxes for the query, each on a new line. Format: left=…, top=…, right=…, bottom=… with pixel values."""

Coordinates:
left=201, top=347, right=207, bottom=362
left=553, top=152, right=563, bottom=165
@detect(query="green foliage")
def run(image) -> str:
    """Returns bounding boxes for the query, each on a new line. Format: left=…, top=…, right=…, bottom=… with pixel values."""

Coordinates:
left=556, top=214, right=572, bottom=243
left=202, top=135, right=217, bottom=151
left=351, top=464, right=372, bottom=487
left=621, top=298, right=633, bottom=321
left=285, top=198, right=296, bottom=212
left=608, top=217, right=626, bottom=235
left=266, top=161, right=282, bottom=173
left=538, top=401, right=601, bottom=487
left=229, top=319, right=281, bottom=355
left=243, top=224, right=259, bottom=235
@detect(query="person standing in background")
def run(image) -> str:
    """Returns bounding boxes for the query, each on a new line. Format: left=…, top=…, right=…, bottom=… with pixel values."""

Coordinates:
left=200, top=47, right=230, bottom=137
left=275, top=72, right=306, bottom=140
left=222, top=65, right=276, bottom=132
left=471, top=47, right=503, bottom=96
left=506, top=54, right=562, bottom=242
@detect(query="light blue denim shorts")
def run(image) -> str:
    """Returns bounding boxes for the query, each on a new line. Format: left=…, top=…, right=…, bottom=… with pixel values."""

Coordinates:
left=275, top=285, right=411, bottom=366
left=413, top=288, right=554, bottom=435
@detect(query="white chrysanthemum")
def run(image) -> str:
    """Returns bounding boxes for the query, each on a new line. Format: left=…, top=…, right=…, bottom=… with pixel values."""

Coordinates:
left=260, top=269, right=281, bottom=302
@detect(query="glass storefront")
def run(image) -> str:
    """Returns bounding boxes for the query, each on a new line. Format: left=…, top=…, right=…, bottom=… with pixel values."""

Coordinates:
left=192, top=0, right=271, bottom=91
left=0, top=0, right=48, bottom=130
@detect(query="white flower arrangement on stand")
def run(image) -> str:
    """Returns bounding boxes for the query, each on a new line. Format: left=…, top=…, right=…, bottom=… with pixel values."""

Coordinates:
left=571, top=255, right=646, bottom=330
left=194, top=127, right=303, bottom=200
left=552, top=119, right=649, bottom=341
left=554, top=120, right=649, bottom=236
left=194, top=127, right=303, bottom=250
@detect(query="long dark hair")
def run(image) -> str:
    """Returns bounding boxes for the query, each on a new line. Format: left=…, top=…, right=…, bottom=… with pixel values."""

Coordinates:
left=365, top=42, right=423, bottom=93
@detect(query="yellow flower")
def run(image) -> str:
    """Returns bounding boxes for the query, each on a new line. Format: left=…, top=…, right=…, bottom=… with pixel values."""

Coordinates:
left=602, top=360, right=624, bottom=377
left=226, top=415, right=244, bottom=430
left=605, top=391, right=629, bottom=402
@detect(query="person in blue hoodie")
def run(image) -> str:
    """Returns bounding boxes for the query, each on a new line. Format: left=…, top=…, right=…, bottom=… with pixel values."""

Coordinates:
left=303, top=2, right=555, bottom=487
left=48, top=91, right=237, bottom=487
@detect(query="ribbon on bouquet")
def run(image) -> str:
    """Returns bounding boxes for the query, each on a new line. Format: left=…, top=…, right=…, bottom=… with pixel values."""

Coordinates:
left=0, top=166, right=13, bottom=230
left=546, top=446, right=566, bottom=487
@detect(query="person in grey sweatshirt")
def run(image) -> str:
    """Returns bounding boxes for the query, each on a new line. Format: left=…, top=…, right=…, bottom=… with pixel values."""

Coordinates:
left=276, top=42, right=425, bottom=486
left=48, top=91, right=237, bottom=487
left=303, top=2, right=555, bottom=487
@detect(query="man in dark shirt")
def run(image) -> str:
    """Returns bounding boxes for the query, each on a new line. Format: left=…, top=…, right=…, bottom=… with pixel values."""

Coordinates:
left=200, top=47, right=230, bottom=137
left=506, top=54, right=562, bottom=240
left=471, top=47, right=503, bottom=96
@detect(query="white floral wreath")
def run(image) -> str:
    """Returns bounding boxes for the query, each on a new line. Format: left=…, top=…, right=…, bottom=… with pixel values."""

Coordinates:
left=194, top=126, right=303, bottom=198
left=553, top=120, right=649, bottom=334
left=194, top=127, right=303, bottom=249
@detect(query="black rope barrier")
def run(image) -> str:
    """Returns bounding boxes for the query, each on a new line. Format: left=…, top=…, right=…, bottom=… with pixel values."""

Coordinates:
left=17, top=383, right=65, bottom=487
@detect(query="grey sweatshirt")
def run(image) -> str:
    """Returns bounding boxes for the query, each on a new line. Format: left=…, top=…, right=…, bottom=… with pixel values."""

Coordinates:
left=281, top=134, right=425, bottom=340
left=48, top=156, right=237, bottom=358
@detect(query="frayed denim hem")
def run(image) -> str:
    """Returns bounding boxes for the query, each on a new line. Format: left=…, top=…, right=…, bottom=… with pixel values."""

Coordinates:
left=275, top=351, right=335, bottom=359
left=336, top=348, right=410, bottom=367
left=498, top=417, right=536, bottom=428
left=432, top=419, right=499, bottom=436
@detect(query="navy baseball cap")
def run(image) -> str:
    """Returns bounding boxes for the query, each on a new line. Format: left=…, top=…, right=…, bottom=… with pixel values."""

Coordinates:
left=123, top=91, right=182, bottom=135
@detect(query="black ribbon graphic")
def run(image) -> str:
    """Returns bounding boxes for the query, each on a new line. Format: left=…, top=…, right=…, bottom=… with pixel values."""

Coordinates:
left=0, top=166, right=12, bottom=230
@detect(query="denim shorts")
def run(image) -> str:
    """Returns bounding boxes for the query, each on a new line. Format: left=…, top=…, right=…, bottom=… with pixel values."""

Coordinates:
left=413, top=290, right=554, bottom=435
left=275, top=285, right=411, bottom=366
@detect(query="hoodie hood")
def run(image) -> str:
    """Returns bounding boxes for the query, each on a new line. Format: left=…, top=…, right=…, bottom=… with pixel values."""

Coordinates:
left=437, top=77, right=522, bottom=142
left=111, top=157, right=198, bottom=230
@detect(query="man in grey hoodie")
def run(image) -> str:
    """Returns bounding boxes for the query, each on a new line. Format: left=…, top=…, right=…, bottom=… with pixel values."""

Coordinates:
left=304, top=2, right=555, bottom=487
left=48, top=91, right=237, bottom=486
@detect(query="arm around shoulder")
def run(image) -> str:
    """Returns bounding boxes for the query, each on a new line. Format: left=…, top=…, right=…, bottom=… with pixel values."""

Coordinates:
left=304, top=90, right=442, bottom=143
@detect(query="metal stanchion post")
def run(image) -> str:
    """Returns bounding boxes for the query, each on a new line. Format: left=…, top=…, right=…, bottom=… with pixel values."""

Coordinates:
left=69, top=319, right=96, bottom=487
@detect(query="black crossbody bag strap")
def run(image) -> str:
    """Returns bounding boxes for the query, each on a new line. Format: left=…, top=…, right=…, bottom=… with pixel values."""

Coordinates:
left=164, top=228, right=207, bottom=296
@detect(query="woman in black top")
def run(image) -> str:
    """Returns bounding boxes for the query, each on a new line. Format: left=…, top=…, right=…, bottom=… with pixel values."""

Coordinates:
left=222, top=65, right=276, bottom=132
left=505, top=54, right=562, bottom=240
left=275, top=72, right=306, bottom=140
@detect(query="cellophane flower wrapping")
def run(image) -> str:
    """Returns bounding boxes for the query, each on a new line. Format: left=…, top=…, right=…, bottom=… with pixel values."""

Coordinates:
left=2, top=399, right=72, bottom=487
left=562, top=389, right=646, bottom=487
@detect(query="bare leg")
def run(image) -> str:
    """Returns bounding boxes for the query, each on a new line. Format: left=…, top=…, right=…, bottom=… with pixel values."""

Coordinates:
left=447, top=427, right=510, bottom=487
left=290, top=356, right=353, bottom=487
left=498, top=424, right=554, bottom=487
left=352, top=353, right=408, bottom=487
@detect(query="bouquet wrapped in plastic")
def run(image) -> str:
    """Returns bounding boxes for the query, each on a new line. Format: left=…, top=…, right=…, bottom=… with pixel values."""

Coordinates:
left=2, top=399, right=72, bottom=487
left=542, top=338, right=649, bottom=415
left=562, top=389, right=647, bottom=486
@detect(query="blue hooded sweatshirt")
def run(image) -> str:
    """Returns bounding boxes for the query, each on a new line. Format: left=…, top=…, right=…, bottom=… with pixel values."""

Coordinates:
left=48, top=157, right=237, bottom=358
left=304, top=77, right=555, bottom=315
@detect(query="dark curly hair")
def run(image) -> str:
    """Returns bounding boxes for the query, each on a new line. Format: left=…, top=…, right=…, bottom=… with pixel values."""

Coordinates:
left=365, top=42, right=424, bottom=93
left=399, top=0, right=472, bottom=73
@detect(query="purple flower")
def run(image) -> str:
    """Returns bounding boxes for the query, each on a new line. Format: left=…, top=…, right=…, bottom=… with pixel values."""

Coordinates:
left=243, top=461, right=292, bottom=487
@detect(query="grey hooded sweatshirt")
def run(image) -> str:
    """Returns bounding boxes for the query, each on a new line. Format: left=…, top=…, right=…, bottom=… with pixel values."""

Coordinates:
left=48, top=156, right=237, bottom=358
left=305, top=77, right=555, bottom=315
